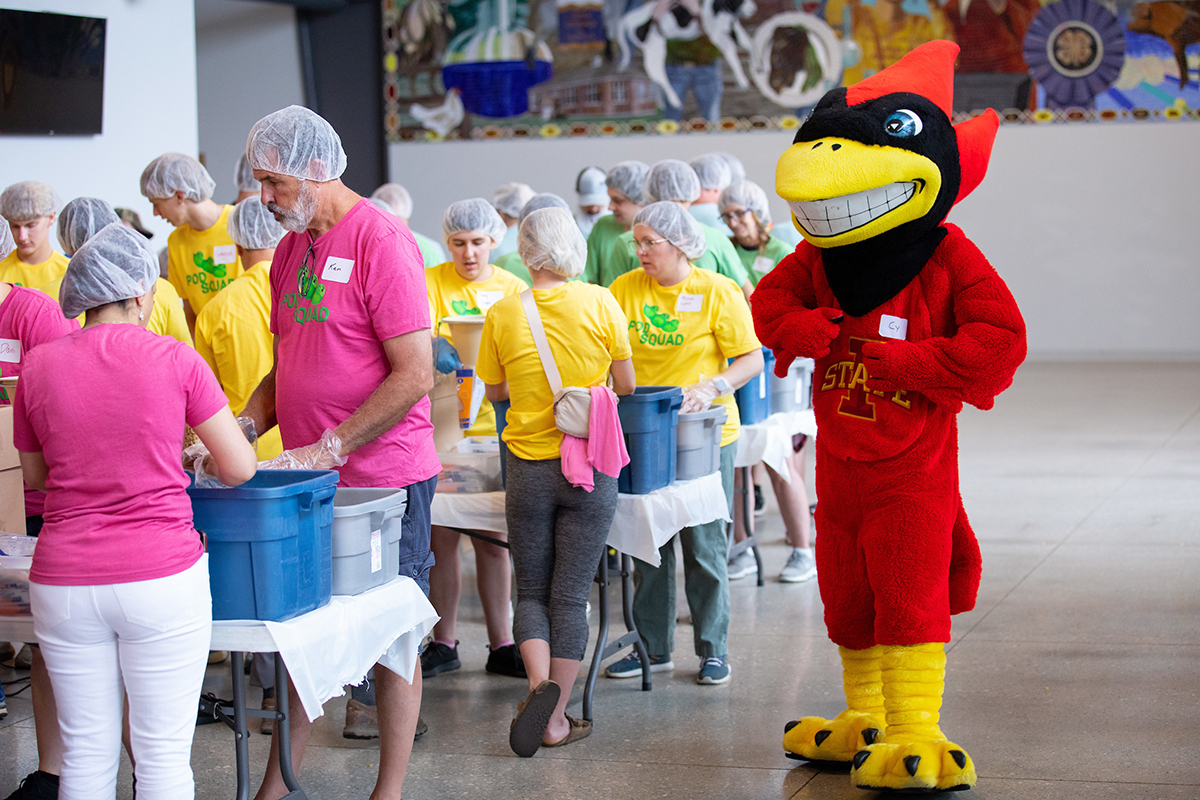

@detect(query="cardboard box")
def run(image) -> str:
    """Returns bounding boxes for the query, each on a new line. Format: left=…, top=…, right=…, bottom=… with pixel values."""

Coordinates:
left=0, top=406, right=18, bottom=471
left=0, top=467, right=25, bottom=535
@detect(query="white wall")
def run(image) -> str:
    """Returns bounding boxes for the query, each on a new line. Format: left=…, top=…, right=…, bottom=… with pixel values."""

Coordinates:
left=390, top=121, right=1200, bottom=360
left=195, top=0, right=305, bottom=205
left=0, top=1, right=198, bottom=244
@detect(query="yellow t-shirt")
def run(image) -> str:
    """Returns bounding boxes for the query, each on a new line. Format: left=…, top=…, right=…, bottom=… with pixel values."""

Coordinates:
left=0, top=250, right=69, bottom=290
left=193, top=261, right=283, bottom=459
left=148, top=279, right=192, bottom=345
left=609, top=266, right=760, bottom=446
left=426, top=261, right=528, bottom=437
left=476, top=282, right=632, bottom=461
left=166, top=205, right=244, bottom=315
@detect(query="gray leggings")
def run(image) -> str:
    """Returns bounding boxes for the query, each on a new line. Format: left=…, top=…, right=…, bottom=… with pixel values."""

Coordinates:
left=505, top=452, right=618, bottom=661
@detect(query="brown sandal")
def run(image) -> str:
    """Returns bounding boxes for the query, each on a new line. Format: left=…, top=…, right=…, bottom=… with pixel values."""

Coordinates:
left=509, top=681, right=561, bottom=758
left=542, top=715, right=592, bottom=748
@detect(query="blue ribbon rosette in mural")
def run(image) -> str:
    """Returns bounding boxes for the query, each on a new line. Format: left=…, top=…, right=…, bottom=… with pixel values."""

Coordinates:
left=441, top=0, right=553, bottom=118
left=1023, top=0, right=1126, bottom=109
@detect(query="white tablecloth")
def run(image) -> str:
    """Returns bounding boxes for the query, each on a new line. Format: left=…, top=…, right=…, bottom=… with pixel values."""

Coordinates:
left=734, top=410, right=817, bottom=480
left=431, top=471, right=731, bottom=568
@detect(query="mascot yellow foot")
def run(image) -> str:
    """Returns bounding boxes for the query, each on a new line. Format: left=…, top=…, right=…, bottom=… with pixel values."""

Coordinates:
left=784, top=646, right=886, bottom=762
left=850, top=644, right=977, bottom=793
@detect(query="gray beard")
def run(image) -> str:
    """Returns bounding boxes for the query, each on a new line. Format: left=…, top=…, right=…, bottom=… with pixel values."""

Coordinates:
left=269, top=181, right=317, bottom=233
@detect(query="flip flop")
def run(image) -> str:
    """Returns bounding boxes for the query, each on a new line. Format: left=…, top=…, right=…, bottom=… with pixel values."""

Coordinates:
left=542, top=714, right=592, bottom=748
left=509, top=681, right=561, bottom=758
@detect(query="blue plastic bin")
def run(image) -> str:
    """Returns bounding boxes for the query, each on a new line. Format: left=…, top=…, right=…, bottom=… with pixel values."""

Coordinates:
left=617, top=386, right=684, bottom=494
left=734, top=347, right=775, bottom=425
left=493, top=398, right=511, bottom=488
left=189, top=470, right=338, bottom=622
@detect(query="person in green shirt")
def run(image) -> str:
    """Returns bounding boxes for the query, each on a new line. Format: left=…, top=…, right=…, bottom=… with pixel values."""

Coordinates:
left=643, top=159, right=752, bottom=302
left=495, top=193, right=583, bottom=286
left=370, top=183, right=448, bottom=268
left=583, top=160, right=649, bottom=287
left=718, top=180, right=794, bottom=287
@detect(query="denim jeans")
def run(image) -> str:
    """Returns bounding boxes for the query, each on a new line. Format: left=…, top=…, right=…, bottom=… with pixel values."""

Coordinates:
left=663, top=62, right=724, bottom=121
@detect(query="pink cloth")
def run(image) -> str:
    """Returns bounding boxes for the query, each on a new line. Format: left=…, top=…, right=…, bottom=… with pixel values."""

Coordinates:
left=560, top=386, right=630, bottom=491
left=270, top=199, right=440, bottom=489
left=12, top=324, right=228, bottom=586
left=0, top=286, right=79, bottom=516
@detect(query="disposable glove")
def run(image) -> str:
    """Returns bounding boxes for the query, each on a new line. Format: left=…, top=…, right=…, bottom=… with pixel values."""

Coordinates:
left=259, top=429, right=348, bottom=471
left=435, top=337, right=462, bottom=374
left=681, top=376, right=730, bottom=414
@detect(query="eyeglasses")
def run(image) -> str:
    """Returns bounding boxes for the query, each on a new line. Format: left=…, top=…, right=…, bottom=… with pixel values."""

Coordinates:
left=629, top=236, right=669, bottom=255
left=719, top=208, right=753, bottom=224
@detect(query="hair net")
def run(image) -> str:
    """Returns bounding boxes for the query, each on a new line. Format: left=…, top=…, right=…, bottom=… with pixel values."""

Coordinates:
left=606, top=161, right=650, bottom=204
left=710, top=151, right=746, bottom=183
left=644, top=160, right=701, bottom=204
left=519, top=193, right=571, bottom=225
left=60, top=223, right=158, bottom=319
left=575, top=167, right=608, bottom=207
left=0, top=181, right=60, bottom=222
left=0, top=224, right=14, bottom=261
left=371, top=183, right=414, bottom=218
left=690, top=154, right=733, bottom=192
left=719, top=180, right=773, bottom=228
left=491, top=183, right=536, bottom=218
left=368, top=198, right=392, bottom=214
left=518, top=207, right=587, bottom=279
left=633, top=201, right=707, bottom=261
left=234, top=154, right=261, bottom=193
left=246, top=105, right=347, bottom=182
left=139, top=154, right=216, bottom=203
left=443, top=198, right=507, bottom=245
left=57, top=198, right=120, bottom=257
left=228, top=198, right=285, bottom=251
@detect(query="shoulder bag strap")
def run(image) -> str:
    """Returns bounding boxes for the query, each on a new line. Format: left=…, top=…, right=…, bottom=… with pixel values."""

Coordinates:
left=519, top=289, right=563, bottom=395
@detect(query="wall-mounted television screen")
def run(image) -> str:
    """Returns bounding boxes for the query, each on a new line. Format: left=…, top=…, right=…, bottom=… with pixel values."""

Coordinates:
left=0, top=10, right=106, bottom=136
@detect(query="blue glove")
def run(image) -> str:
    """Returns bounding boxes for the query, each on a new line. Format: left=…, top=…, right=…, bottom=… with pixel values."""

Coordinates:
left=435, top=337, right=462, bottom=374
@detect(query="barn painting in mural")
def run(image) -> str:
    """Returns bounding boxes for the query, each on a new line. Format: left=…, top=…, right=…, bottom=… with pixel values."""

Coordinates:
left=381, top=0, right=1200, bottom=140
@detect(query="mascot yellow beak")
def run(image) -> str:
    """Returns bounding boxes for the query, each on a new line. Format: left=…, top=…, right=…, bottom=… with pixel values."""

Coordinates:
left=776, top=138, right=942, bottom=248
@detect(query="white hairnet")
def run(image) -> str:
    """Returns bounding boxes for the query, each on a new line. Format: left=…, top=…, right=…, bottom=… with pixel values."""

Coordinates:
left=0, top=181, right=60, bottom=222
left=246, top=105, right=347, bottom=182
left=690, top=154, right=733, bottom=192
left=719, top=180, right=773, bottom=228
left=368, top=198, right=392, bottom=214
left=518, top=207, right=587, bottom=279
left=633, top=201, right=707, bottom=261
left=139, top=154, right=216, bottom=202
left=519, top=193, right=571, bottom=224
left=606, top=161, right=650, bottom=204
left=575, top=167, right=608, bottom=207
left=0, top=223, right=14, bottom=261
left=60, top=223, right=158, bottom=319
left=371, top=183, right=413, bottom=218
left=644, top=160, right=701, bottom=204
left=227, top=198, right=285, bottom=251
left=443, top=198, right=507, bottom=245
left=57, top=198, right=120, bottom=257
left=234, top=154, right=261, bottom=193
left=491, top=183, right=536, bottom=218
left=710, top=151, right=747, bottom=183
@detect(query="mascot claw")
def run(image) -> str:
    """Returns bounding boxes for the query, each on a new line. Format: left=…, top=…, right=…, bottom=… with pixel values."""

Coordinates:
left=782, top=710, right=885, bottom=762
left=850, top=737, right=976, bottom=793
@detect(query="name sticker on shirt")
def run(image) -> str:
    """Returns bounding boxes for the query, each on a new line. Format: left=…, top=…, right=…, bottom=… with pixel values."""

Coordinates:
left=676, top=294, right=703, bottom=313
left=212, top=245, right=237, bottom=265
left=879, top=314, right=908, bottom=340
left=475, top=291, right=503, bottom=313
left=752, top=255, right=775, bottom=276
left=0, top=339, right=19, bottom=364
left=321, top=256, right=355, bottom=284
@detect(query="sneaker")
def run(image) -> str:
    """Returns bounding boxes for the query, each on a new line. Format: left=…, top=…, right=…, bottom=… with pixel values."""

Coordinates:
left=4, top=770, right=59, bottom=800
left=420, top=641, right=461, bottom=678
left=342, top=698, right=378, bottom=740
left=780, top=548, right=817, bottom=583
left=12, top=644, right=32, bottom=670
left=485, top=643, right=527, bottom=678
left=753, top=485, right=766, bottom=516
left=604, top=652, right=673, bottom=679
left=259, top=695, right=276, bottom=735
left=207, top=650, right=229, bottom=665
left=726, top=549, right=758, bottom=581
left=697, top=656, right=731, bottom=685
left=0, top=641, right=14, bottom=663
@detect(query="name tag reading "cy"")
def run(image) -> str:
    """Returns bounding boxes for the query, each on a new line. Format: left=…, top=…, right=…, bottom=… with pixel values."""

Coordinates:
left=879, top=315, right=908, bottom=340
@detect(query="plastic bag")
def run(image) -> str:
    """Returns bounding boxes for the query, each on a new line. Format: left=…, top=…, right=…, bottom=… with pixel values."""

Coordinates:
left=259, top=429, right=347, bottom=471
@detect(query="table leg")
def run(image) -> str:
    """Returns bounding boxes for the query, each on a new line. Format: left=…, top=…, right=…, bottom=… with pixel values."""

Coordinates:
left=274, top=653, right=308, bottom=799
left=583, top=550, right=652, bottom=724
left=582, top=553, right=609, bottom=723
left=229, top=652, right=250, bottom=800
left=729, top=466, right=765, bottom=586
left=621, top=553, right=652, bottom=694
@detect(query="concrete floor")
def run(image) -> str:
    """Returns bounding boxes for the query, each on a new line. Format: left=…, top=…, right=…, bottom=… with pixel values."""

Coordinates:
left=2, top=362, right=1198, bottom=799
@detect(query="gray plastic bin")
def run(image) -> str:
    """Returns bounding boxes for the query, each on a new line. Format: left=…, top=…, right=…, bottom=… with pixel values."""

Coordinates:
left=675, top=405, right=728, bottom=481
left=331, top=488, right=407, bottom=596
left=771, top=358, right=815, bottom=413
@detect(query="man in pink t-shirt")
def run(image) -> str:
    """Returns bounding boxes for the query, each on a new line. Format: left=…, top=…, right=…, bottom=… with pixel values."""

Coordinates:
left=240, top=105, right=438, bottom=800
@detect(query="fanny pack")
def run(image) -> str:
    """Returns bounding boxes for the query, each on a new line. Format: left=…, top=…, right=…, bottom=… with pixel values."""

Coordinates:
left=519, top=289, right=591, bottom=439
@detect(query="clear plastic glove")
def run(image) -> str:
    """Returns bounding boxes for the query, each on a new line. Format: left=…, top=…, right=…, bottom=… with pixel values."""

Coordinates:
left=259, top=429, right=348, bottom=471
left=435, top=337, right=462, bottom=375
left=681, top=377, right=727, bottom=414
left=236, top=416, right=259, bottom=449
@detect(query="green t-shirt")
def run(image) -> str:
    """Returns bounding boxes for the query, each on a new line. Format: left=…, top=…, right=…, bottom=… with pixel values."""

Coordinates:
left=695, top=224, right=749, bottom=288
left=413, top=231, right=447, bottom=270
left=735, top=235, right=793, bottom=286
left=584, top=216, right=639, bottom=287
left=494, top=251, right=533, bottom=286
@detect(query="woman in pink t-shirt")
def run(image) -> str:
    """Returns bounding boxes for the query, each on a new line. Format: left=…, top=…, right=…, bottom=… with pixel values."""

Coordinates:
left=13, top=224, right=257, bottom=800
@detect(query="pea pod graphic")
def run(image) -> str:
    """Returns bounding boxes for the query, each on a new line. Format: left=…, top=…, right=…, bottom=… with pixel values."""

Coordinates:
left=193, top=252, right=227, bottom=279
left=452, top=299, right=482, bottom=315
left=662, top=319, right=680, bottom=333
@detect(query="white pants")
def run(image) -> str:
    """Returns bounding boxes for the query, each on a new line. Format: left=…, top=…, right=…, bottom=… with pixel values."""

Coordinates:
left=31, top=556, right=212, bottom=800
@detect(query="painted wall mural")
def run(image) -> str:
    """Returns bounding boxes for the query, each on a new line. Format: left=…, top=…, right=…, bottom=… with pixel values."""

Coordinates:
left=382, top=0, right=1200, bottom=141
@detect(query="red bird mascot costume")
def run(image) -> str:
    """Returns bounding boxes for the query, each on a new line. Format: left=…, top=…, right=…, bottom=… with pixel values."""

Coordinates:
left=752, top=41, right=1026, bottom=792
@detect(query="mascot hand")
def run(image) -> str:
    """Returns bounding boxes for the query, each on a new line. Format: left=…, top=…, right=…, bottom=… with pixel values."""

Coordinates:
left=861, top=340, right=913, bottom=393
left=771, top=307, right=843, bottom=360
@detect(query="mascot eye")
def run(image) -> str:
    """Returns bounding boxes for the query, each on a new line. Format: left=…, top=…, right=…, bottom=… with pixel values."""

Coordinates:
left=884, top=110, right=923, bottom=138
